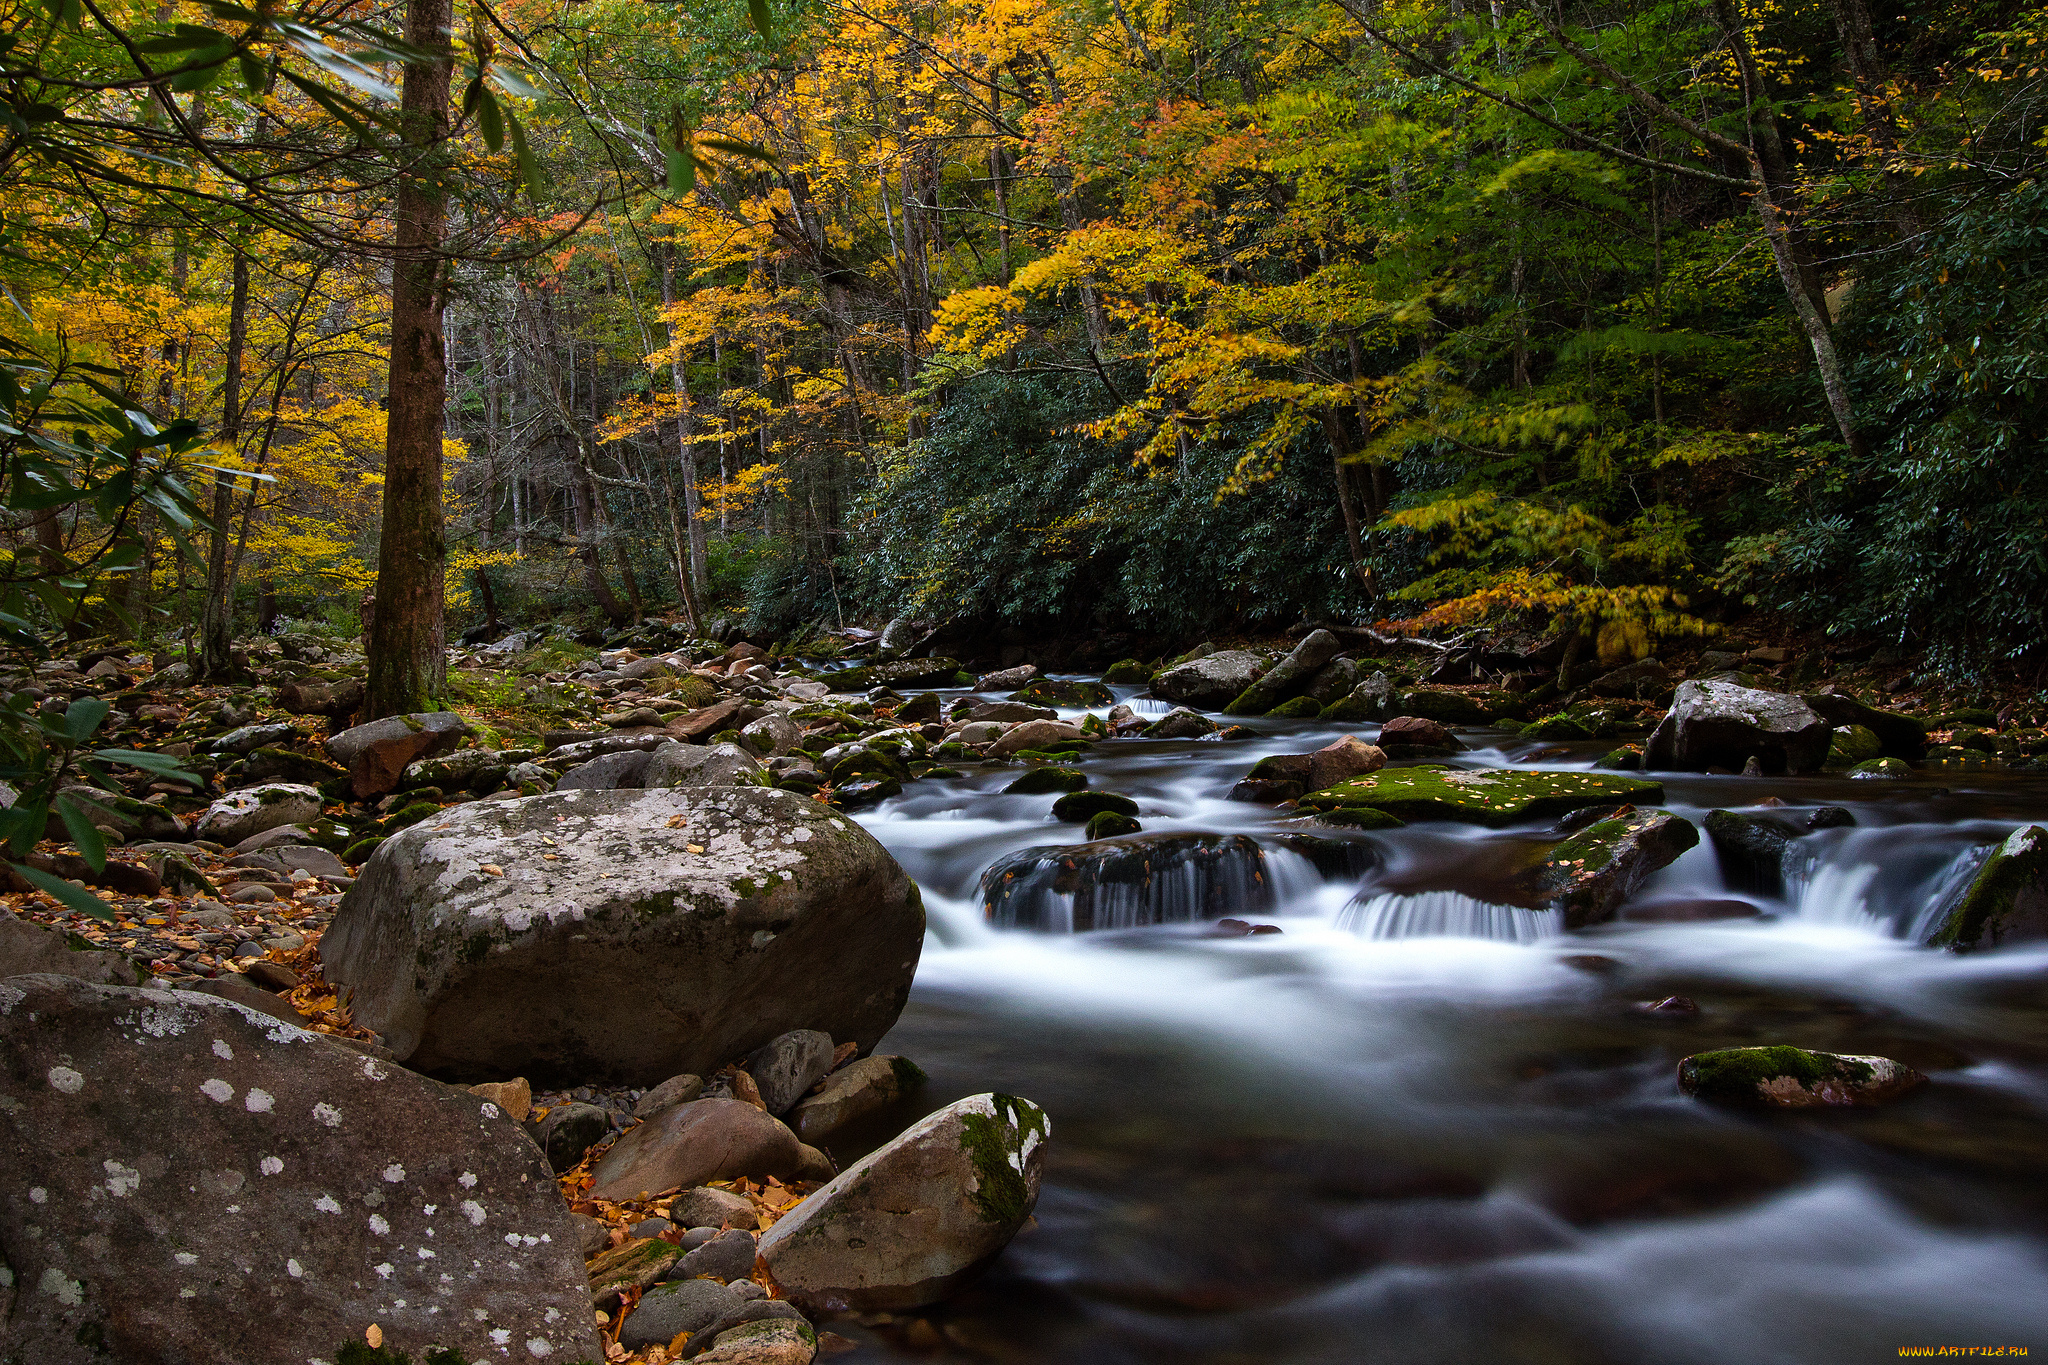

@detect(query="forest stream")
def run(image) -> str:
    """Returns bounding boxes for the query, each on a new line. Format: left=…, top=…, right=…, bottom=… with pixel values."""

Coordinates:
left=833, top=678, right=2048, bottom=1364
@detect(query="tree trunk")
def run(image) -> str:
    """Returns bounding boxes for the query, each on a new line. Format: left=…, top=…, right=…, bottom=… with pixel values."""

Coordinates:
left=198, top=244, right=250, bottom=681
left=364, top=0, right=454, bottom=720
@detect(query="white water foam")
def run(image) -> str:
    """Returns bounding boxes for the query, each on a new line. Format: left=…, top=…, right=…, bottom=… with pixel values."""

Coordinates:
left=1339, top=891, right=1561, bottom=944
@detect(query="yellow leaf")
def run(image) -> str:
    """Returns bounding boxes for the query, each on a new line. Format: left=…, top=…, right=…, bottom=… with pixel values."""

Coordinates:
left=366, top=1325, right=383, bottom=1348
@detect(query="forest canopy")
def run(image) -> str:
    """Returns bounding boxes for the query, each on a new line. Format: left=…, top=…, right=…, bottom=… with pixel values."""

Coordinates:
left=3, top=0, right=2045, bottom=677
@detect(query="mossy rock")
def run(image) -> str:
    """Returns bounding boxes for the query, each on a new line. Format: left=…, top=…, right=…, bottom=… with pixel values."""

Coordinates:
left=1319, top=694, right=1377, bottom=722
left=828, top=776, right=901, bottom=809
left=1305, top=806, right=1405, bottom=830
left=1004, top=766, right=1087, bottom=795
left=379, top=801, right=443, bottom=835
left=1928, top=825, right=2048, bottom=950
left=1825, top=724, right=1884, bottom=766
left=302, top=817, right=355, bottom=853
left=1102, top=659, right=1150, bottom=684
left=242, top=746, right=349, bottom=785
left=1298, top=765, right=1663, bottom=827
left=666, top=674, right=718, bottom=709
left=1014, top=677, right=1114, bottom=708
left=1051, top=791, right=1139, bottom=823
left=1041, top=738, right=1095, bottom=756
left=1929, top=708, right=1998, bottom=729
left=953, top=671, right=977, bottom=686
left=1268, top=695, right=1323, bottom=719
left=1592, top=746, right=1643, bottom=771
left=341, top=835, right=385, bottom=864
left=1520, top=713, right=1592, bottom=741
left=1085, top=810, right=1142, bottom=838
left=1393, top=688, right=1495, bottom=724
left=1849, top=757, right=1912, bottom=779
left=1677, top=1045, right=1924, bottom=1108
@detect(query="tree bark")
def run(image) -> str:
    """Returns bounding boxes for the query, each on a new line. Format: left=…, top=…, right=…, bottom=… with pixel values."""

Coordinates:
left=364, top=0, right=454, bottom=720
left=197, top=243, right=250, bottom=681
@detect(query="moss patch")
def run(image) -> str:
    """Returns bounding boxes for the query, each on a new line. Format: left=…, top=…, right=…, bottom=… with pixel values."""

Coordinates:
left=1004, top=766, right=1087, bottom=795
left=1268, top=695, right=1322, bottom=718
left=1015, top=678, right=1114, bottom=707
left=1102, top=659, right=1150, bottom=684
left=1928, top=825, right=2048, bottom=950
left=1678, top=1045, right=1874, bottom=1104
left=1052, top=791, right=1139, bottom=822
left=1298, top=765, right=1662, bottom=827
left=1520, top=713, right=1592, bottom=741
left=959, top=1093, right=1049, bottom=1226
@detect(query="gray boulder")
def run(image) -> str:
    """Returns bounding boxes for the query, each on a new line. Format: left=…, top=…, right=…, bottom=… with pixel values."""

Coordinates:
left=0, top=975, right=598, bottom=1365
left=590, top=1098, right=810, bottom=1201
left=556, top=748, right=653, bottom=790
left=876, top=617, right=918, bottom=660
left=193, top=783, right=324, bottom=845
left=645, top=740, right=765, bottom=789
left=966, top=701, right=1055, bottom=724
left=1929, top=825, right=2048, bottom=950
left=401, top=747, right=509, bottom=793
left=1516, top=809, right=1700, bottom=928
left=1644, top=680, right=1834, bottom=774
left=621, top=1277, right=748, bottom=1351
left=1151, top=650, right=1264, bottom=709
left=757, top=1093, right=1049, bottom=1312
left=975, top=664, right=1037, bottom=691
left=1305, top=656, right=1360, bottom=702
left=322, top=786, right=923, bottom=1083
left=741, top=713, right=803, bottom=757
left=1140, top=707, right=1216, bottom=740
left=694, top=1318, right=817, bottom=1363
left=789, top=1055, right=925, bottom=1144
left=202, top=721, right=296, bottom=755
left=747, top=1029, right=836, bottom=1116
left=1224, top=629, right=1343, bottom=715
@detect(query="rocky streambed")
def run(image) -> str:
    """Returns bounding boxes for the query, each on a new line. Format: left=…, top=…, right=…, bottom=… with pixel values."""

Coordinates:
left=5, top=628, right=2048, bottom=1362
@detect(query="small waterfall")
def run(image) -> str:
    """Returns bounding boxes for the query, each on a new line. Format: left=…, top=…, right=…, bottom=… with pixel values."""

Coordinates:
left=1338, top=891, right=1561, bottom=943
left=1786, top=836, right=1991, bottom=941
left=1790, top=861, right=1888, bottom=930
left=981, top=833, right=1274, bottom=931
left=1901, top=843, right=1993, bottom=944
left=1130, top=696, right=1173, bottom=714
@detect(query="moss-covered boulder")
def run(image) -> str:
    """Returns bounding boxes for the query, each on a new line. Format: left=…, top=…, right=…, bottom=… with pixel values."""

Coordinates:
left=1677, top=1046, right=1926, bottom=1108
left=1014, top=677, right=1114, bottom=708
left=1521, top=713, right=1593, bottom=741
left=1593, top=745, right=1644, bottom=771
left=1102, top=658, right=1150, bottom=684
left=1927, top=825, right=2048, bottom=951
left=1319, top=693, right=1377, bottom=723
left=1305, top=805, right=1405, bottom=830
left=1849, top=756, right=1912, bottom=779
left=1516, top=808, right=1699, bottom=928
left=322, top=786, right=925, bottom=1084
left=1268, top=695, right=1323, bottom=718
left=1086, top=810, right=1142, bottom=838
left=1224, top=629, right=1343, bottom=715
left=1298, top=765, right=1662, bottom=827
left=1004, top=766, right=1087, bottom=795
left=1803, top=693, right=1926, bottom=757
left=757, top=1093, right=1048, bottom=1312
left=1825, top=724, right=1883, bottom=767
left=1052, top=790, right=1139, bottom=823
left=241, top=746, right=349, bottom=786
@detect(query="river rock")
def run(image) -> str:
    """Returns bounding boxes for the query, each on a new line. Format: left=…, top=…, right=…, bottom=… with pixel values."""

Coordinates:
left=589, top=1098, right=811, bottom=1200
left=1298, top=766, right=1662, bottom=828
left=1307, top=736, right=1386, bottom=791
left=1517, top=809, right=1700, bottom=928
left=202, top=721, right=297, bottom=755
left=1703, top=808, right=1800, bottom=897
left=323, top=712, right=471, bottom=798
left=0, top=975, right=598, bottom=1364
left=1141, top=706, right=1216, bottom=739
left=1677, top=1045, right=1927, bottom=1108
left=193, top=783, right=324, bottom=844
left=742, top=713, right=804, bottom=757
left=1225, top=629, right=1342, bottom=715
left=1586, top=659, right=1674, bottom=700
left=1151, top=650, right=1264, bottom=709
left=533, top=1100, right=613, bottom=1172
left=967, top=701, right=1055, bottom=724
left=976, top=664, right=1038, bottom=691
left=556, top=748, right=653, bottom=790
left=1801, top=692, right=1928, bottom=758
left=748, top=1029, right=836, bottom=1115
left=758, top=1093, right=1049, bottom=1313
left=1376, top=715, right=1463, bottom=755
left=621, top=1277, right=748, bottom=1350
left=988, top=720, right=1085, bottom=758
left=982, top=833, right=1270, bottom=931
left=1644, top=680, right=1833, bottom=774
left=0, top=911, right=145, bottom=985
left=1928, top=825, right=2048, bottom=950
left=400, top=747, right=509, bottom=793
left=646, top=739, right=765, bottom=788
left=672, top=1184, right=759, bottom=1230
left=790, top=1055, right=926, bottom=1144
left=321, top=786, right=924, bottom=1083
left=695, top=1318, right=818, bottom=1365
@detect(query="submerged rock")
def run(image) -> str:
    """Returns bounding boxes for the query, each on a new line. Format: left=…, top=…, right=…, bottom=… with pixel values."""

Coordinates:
left=322, top=786, right=924, bottom=1083
left=1928, top=825, right=2048, bottom=950
left=1645, top=680, right=1833, bottom=774
left=758, top=1093, right=1049, bottom=1312
left=981, top=833, right=1271, bottom=931
left=1677, top=1045, right=1927, bottom=1108
left=1298, top=766, right=1662, bottom=828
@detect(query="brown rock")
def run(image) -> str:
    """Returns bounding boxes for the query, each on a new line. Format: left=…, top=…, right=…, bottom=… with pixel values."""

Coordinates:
left=671, top=1184, right=760, bottom=1231
left=588, top=1236, right=682, bottom=1308
left=1306, top=736, right=1386, bottom=792
left=788, top=1056, right=923, bottom=1144
left=1378, top=716, right=1457, bottom=749
left=669, top=699, right=745, bottom=741
left=323, top=712, right=470, bottom=799
left=590, top=1098, right=806, bottom=1201
left=988, top=719, right=1086, bottom=758
left=469, top=1076, right=533, bottom=1123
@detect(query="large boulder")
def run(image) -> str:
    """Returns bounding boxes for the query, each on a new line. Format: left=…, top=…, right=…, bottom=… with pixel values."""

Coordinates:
left=1224, top=629, right=1342, bottom=715
left=589, top=1097, right=811, bottom=1201
left=321, top=786, right=925, bottom=1084
left=1644, top=680, right=1833, bottom=774
left=758, top=1094, right=1049, bottom=1312
left=1928, top=825, right=2048, bottom=950
left=1677, top=1045, right=1926, bottom=1108
left=193, top=783, right=324, bottom=845
left=0, top=975, right=599, bottom=1364
left=323, top=712, right=470, bottom=799
left=1140, top=707, right=1216, bottom=740
left=1151, top=650, right=1264, bottom=709
left=987, top=720, right=1085, bottom=758
left=1800, top=692, right=1927, bottom=758
left=1307, top=736, right=1385, bottom=791
left=1515, top=808, right=1700, bottom=928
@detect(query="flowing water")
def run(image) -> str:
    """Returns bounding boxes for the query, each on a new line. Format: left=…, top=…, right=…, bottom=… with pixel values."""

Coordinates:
left=830, top=680, right=2048, bottom=1364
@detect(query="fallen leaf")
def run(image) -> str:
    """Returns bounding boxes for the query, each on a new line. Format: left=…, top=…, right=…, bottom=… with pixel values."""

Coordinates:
left=686, top=845, right=705, bottom=855
left=366, top=1325, right=383, bottom=1348
left=665, top=815, right=688, bottom=828
left=481, top=864, right=504, bottom=876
